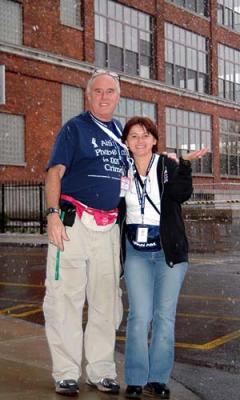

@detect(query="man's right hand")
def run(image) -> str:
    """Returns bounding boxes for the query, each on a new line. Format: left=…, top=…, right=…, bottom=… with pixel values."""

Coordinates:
left=47, top=213, right=69, bottom=251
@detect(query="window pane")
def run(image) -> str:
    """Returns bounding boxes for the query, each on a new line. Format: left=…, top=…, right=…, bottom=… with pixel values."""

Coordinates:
left=175, top=0, right=184, bottom=6
left=235, top=12, right=240, bottom=32
left=117, top=98, right=126, bottom=115
left=95, top=0, right=107, bottom=14
left=140, top=33, right=151, bottom=56
left=125, top=50, right=138, bottom=75
left=165, top=40, right=174, bottom=63
left=175, top=66, right=186, bottom=88
left=219, top=118, right=240, bottom=176
left=114, top=98, right=156, bottom=125
left=165, top=23, right=208, bottom=93
left=166, top=126, right=177, bottom=148
left=235, top=83, right=240, bottom=102
left=62, top=85, right=83, bottom=124
left=175, top=44, right=186, bottom=67
left=202, top=153, right=212, bottom=174
left=225, top=80, right=234, bottom=100
left=95, top=15, right=107, bottom=42
left=124, top=7, right=131, bottom=24
left=166, top=107, right=212, bottom=174
left=187, top=48, right=197, bottom=70
left=198, top=73, right=208, bottom=93
left=109, top=45, right=123, bottom=71
left=95, top=41, right=107, bottom=67
left=218, top=4, right=224, bottom=24
left=186, top=0, right=197, bottom=12
left=230, top=155, right=238, bottom=175
left=198, top=0, right=209, bottom=16
left=108, top=1, right=115, bottom=18
left=131, top=9, right=138, bottom=27
left=60, top=0, right=81, bottom=27
left=139, top=65, right=150, bottom=78
left=187, top=69, right=197, bottom=91
left=198, top=52, right=207, bottom=73
left=0, top=113, right=25, bottom=165
left=220, top=154, right=228, bottom=174
left=165, top=63, right=174, bottom=85
left=0, top=0, right=22, bottom=44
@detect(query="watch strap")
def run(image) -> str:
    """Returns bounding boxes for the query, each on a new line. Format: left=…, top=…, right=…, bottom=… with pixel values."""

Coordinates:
left=46, top=207, right=59, bottom=216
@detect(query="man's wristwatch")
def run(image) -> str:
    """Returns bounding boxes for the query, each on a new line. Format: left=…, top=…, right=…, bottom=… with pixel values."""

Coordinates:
left=46, top=207, right=59, bottom=216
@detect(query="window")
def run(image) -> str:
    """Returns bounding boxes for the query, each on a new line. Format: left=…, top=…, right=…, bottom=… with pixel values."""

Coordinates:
left=168, top=0, right=209, bottom=17
left=218, top=44, right=240, bottom=102
left=0, top=113, right=25, bottom=165
left=61, top=85, right=83, bottom=124
left=166, top=107, right=212, bottom=174
left=95, top=0, right=153, bottom=78
left=60, top=0, right=81, bottom=28
left=220, top=118, right=240, bottom=176
left=217, top=0, right=240, bottom=32
left=165, top=23, right=209, bottom=94
left=114, top=98, right=156, bottom=126
left=0, top=0, right=22, bottom=44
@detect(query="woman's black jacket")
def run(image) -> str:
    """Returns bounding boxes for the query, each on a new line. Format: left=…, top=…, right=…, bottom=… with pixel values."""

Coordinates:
left=118, top=154, right=193, bottom=268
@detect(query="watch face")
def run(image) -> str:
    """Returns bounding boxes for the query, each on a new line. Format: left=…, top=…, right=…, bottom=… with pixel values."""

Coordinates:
left=46, top=207, right=59, bottom=215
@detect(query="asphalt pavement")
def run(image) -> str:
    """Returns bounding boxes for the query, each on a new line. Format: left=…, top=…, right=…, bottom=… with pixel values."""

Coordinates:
left=0, top=233, right=239, bottom=400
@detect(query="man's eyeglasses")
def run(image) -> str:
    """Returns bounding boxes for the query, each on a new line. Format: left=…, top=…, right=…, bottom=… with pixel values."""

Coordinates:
left=92, top=69, right=120, bottom=81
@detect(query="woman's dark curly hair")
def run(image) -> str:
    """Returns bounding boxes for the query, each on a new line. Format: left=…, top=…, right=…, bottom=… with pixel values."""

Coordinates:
left=122, top=116, right=159, bottom=153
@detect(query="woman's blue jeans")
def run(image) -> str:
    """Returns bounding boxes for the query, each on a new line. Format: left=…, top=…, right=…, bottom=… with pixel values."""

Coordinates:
left=124, top=239, right=188, bottom=386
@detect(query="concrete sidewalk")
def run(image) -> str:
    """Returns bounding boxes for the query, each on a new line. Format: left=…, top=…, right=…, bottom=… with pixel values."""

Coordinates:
left=2, top=233, right=240, bottom=400
left=0, top=315, right=201, bottom=400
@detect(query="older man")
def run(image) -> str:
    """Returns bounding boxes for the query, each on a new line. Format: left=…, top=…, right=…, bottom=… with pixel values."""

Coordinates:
left=43, top=70, right=129, bottom=396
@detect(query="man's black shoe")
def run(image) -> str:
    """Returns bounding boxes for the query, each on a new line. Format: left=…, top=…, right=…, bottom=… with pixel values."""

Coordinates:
left=55, top=379, right=79, bottom=396
left=125, top=385, right=142, bottom=399
left=143, top=382, right=170, bottom=399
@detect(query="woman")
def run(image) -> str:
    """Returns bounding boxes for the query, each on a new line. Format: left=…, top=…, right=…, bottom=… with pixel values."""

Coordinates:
left=121, top=116, right=207, bottom=399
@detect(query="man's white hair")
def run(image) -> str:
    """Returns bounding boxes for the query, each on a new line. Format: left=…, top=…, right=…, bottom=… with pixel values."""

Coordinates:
left=86, top=70, right=120, bottom=94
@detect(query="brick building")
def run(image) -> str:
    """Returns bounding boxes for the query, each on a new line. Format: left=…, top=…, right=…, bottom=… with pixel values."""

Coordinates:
left=0, top=0, right=240, bottom=198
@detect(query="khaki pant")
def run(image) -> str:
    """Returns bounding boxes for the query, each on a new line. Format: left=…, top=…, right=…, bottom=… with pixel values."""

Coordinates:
left=43, top=216, right=123, bottom=383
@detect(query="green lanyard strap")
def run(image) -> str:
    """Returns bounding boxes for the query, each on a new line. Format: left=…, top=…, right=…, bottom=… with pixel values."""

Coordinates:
left=55, top=210, right=65, bottom=280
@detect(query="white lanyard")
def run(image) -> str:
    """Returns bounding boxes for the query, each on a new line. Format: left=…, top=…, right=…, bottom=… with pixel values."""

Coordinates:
left=90, top=112, right=133, bottom=174
left=90, top=113, right=127, bottom=150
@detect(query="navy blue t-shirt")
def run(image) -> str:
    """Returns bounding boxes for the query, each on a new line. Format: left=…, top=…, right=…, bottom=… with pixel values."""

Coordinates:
left=47, top=112, right=128, bottom=210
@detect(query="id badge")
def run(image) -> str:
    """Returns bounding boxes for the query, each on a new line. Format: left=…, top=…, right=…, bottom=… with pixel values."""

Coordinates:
left=136, top=225, right=148, bottom=243
left=120, top=176, right=131, bottom=197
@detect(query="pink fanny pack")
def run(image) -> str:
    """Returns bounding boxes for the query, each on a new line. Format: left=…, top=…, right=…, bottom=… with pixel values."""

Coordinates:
left=61, top=194, right=118, bottom=226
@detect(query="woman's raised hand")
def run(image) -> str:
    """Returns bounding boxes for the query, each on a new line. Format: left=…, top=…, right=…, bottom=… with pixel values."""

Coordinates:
left=182, top=147, right=208, bottom=162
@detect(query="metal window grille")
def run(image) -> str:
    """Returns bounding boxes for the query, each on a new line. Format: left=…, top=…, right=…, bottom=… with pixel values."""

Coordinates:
left=61, top=84, right=83, bottom=125
left=0, top=113, right=25, bottom=165
left=60, top=0, right=81, bottom=28
left=0, top=0, right=22, bottom=44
